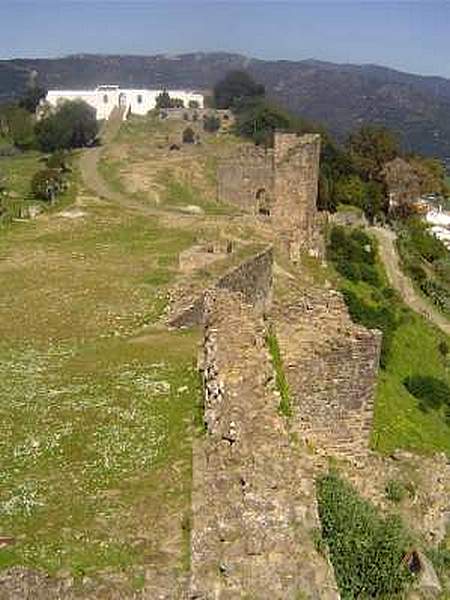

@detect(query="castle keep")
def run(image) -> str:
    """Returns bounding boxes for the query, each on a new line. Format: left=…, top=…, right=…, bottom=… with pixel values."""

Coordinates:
left=217, top=132, right=324, bottom=259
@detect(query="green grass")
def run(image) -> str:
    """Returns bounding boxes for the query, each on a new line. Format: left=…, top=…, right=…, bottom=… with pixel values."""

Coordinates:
left=373, top=312, right=450, bottom=455
left=328, top=225, right=450, bottom=455
left=0, top=198, right=201, bottom=587
left=266, top=327, right=292, bottom=417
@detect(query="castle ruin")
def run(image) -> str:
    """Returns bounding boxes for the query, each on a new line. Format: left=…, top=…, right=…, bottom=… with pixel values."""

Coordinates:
left=217, top=132, right=325, bottom=259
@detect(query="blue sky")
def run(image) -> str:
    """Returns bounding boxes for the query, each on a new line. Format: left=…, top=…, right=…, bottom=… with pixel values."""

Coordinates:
left=1, top=1, right=449, bottom=78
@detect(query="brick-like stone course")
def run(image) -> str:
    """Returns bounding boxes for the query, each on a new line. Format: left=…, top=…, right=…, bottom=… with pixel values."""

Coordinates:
left=274, top=288, right=382, bottom=457
left=217, top=133, right=323, bottom=259
left=190, top=289, right=340, bottom=598
left=168, top=246, right=273, bottom=328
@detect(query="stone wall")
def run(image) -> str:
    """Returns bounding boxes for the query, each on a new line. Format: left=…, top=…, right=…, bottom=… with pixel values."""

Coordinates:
left=272, top=133, right=321, bottom=260
left=216, top=132, right=322, bottom=259
left=217, top=145, right=274, bottom=213
left=168, top=246, right=273, bottom=328
left=274, top=289, right=382, bottom=457
left=190, top=289, right=340, bottom=598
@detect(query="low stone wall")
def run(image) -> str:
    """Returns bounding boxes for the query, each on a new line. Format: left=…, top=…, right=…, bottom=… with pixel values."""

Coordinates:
left=190, top=289, right=340, bottom=598
left=275, top=289, right=382, bottom=457
left=168, top=246, right=273, bottom=328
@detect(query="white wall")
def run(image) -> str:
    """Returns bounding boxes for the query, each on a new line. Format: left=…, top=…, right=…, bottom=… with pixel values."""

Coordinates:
left=44, top=87, right=204, bottom=121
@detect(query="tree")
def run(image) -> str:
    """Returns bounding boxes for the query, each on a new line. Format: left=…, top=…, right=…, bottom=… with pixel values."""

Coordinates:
left=156, top=90, right=173, bottom=109
left=182, top=127, right=195, bottom=144
left=347, top=125, right=400, bottom=182
left=35, top=100, right=98, bottom=152
left=213, top=70, right=265, bottom=110
left=19, top=85, right=47, bottom=113
left=0, top=104, right=35, bottom=149
left=189, top=100, right=199, bottom=109
left=334, top=174, right=367, bottom=208
left=235, top=99, right=292, bottom=146
left=203, top=114, right=221, bottom=133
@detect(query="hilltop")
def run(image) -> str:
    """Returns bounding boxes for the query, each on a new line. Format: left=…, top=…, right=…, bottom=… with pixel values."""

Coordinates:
left=2, top=52, right=450, bottom=163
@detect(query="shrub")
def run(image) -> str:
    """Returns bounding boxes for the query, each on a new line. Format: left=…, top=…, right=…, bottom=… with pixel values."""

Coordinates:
left=317, top=472, right=413, bottom=598
left=203, top=115, right=221, bottom=133
left=31, top=168, right=65, bottom=202
left=46, top=150, right=70, bottom=172
left=341, top=288, right=398, bottom=368
left=35, top=100, right=98, bottom=152
left=182, top=127, right=195, bottom=144
left=438, top=340, right=449, bottom=358
left=403, top=375, right=450, bottom=421
left=385, top=479, right=407, bottom=503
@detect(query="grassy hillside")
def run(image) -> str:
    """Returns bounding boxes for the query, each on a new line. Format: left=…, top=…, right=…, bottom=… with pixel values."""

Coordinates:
left=328, top=226, right=450, bottom=456
left=2, top=52, right=450, bottom=160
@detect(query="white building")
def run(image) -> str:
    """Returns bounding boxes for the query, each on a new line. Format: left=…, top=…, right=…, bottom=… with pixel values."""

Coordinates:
left=425, top=207, right=450, bottom=249
left=44, top=85, right=204, bottom=120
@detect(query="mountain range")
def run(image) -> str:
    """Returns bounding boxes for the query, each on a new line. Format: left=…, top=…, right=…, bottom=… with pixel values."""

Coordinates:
left=1, top=52, right=450, bottom=164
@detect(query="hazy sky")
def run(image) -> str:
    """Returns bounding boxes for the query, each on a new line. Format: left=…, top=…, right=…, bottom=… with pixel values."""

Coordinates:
left=1, top=1, right=449, bottom=78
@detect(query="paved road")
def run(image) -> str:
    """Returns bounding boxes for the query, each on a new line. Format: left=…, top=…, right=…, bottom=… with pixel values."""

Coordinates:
left=371, top=226, right=450, bottom=335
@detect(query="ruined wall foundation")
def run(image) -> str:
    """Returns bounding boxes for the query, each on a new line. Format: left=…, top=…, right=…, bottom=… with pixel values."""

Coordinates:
left=189, top=289, right=340, bottom=599
left=274, top=289, right=382, bottom=457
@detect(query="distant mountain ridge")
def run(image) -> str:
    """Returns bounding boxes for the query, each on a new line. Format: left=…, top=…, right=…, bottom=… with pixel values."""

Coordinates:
left=1, top=52, right=450, bottom=163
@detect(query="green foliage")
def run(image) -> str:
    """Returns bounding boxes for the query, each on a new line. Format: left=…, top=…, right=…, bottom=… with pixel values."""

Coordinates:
left=385, top=479, right=407, bottom=503
left=327, top=226, right=380, bottom=286
left=155, top=90, right=185, bottom=109
left=266, top=327, right=292, bottom=417
left=45, top=150, right=70, bottom=172
left=438, top=340, right=449, bottom=358
left=347, top=124, right=400, bottom=182
left=0, top=105, right=35, bottom=150
left=213, top=70, right=265, bottom=110
left=35, top=100, right=98, bottom=152
left=342, top=288, right=399, bottom=368
left=18, top=85, right=47, bottom=114
left=399, top=218, right=447, bottom=264
left=317, top=472, right=413, bottom=599
left=203, top=114, right=221, bottom=133
left=234, top=98, right=313, bottom=147
left=188, top=100, right=199, bottom=109
left=182, top=127, right=195, bottom=144
left=334, top=174, right=367, bottom=208
left=31, top=168, right=65, bottom=202
left=403, top=375, right=450, bottom=422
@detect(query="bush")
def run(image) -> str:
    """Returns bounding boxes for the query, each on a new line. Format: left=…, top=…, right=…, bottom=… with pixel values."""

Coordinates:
left=35, top=100, right=98, bottom=152
left=317, top=472, right=412, bottom=598
left=203, top=115, right=221, bottom=133
left=46, top=150, right=70, bottom=172
left=182, top=127, right=195, bottom=144
left=385, top=479, right=407, bottom=503
left=341, top=288, right=398, bottom=368
left=403, top=375, right=450, bottom=421
left=328, top=226, right=380, bottom=286
left=31, top=168, right=65, bottom=202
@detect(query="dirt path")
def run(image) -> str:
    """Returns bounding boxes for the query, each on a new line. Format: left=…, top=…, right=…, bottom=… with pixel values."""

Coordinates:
left=372, top=226, right=450, bottom=336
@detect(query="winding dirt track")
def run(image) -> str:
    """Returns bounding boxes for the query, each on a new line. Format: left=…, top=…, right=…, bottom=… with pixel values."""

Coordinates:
left=371, top=226, right=450, bottom=336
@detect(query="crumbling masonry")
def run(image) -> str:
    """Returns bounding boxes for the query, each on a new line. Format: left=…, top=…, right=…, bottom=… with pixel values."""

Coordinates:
left=217, top=132, right=325, bottom=259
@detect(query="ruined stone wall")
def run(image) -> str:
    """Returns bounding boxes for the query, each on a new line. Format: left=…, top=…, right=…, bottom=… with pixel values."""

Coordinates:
left=190, top=289, right=340, bottom=599
left=168, top=246, right=273, bottom=328
left=216, top=133, right=322, bottom=259
left=272, top=133, right=321, bottom=260
left=217, top=146, right=274, bottom=213
left=274, top=289, right=382, bottom=457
